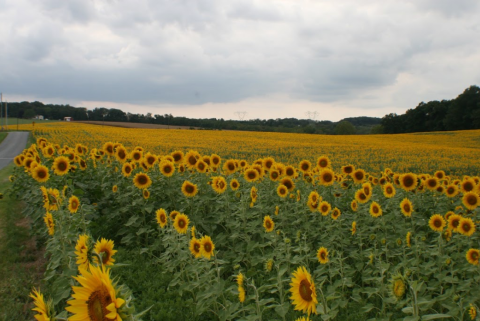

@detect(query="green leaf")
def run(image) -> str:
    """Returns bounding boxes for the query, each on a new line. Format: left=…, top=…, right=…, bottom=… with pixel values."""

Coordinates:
left=125, top=215, right=140, bottom=226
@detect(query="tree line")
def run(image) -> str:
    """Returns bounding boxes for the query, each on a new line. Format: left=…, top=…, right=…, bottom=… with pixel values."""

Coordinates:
left=381, top=85, right=480, bottom=133
left=3, top=101, right=380, bottom=135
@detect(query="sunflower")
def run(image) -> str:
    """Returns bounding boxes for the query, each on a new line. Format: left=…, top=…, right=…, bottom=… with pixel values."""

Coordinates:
left=280, top=177, right=295, bottom=191
left=43, top=212, right=54, bottom=235
left=263, top=216, right=274, bottom=232
left=399, top=173, right=418, bottom=192
left=157, top=160, right=174, bottom=177
left=75, top=234, right=90, bottom=270
left=354, top=189, right=369, bottom=204
left=317, top=247, right=329, bottom=264
left=168, top=150, right=183, bottom=164
left=102, top=142, right=115, bottom=156
left=144, top=153, right=158, bottom=168
left=32, top=165, right=50, bottom=183
left=429, top=214, right=446, bottom=232
left=223, top=159, right=237, bottom=175
left=244, top=168, right=259, bottom=182
left=362, top=182, right=372, bottom=197
left=143, top=189, right=150, bottom=199
left=269, top=169, right=280, bottom=181
left=173, top=213, right=190, bottom=234
left=289, top=266, right=318, bottom=316
left=383, top=183, right=396, bottom=198
left=461, top=179, right=476, bottom=193
left=133, top=172, right=152, bottom=190
left=262, top=157, right=275, bottom=170
left=68, top=195, right=80, bottom=214
left=189, top=238, right=202, bottom=258
left=352, top=169, right=366, bottom=184
left=319, top=201, right=331, bottom=216
left=200, top=235, right=215, bottom=259
left=445, top=184, right=459, bottom=197
left=469, top=305, right=477, bottom=320
left=285, top=165, right=296, bottom=178
left=66, top=264, right=126, bottom=321
left=369, top=202, right=382, bottom=218
left=341, top=164, right=355, bottom=175
left=52, top=156, right=70, bottom=176
left=30, top=288, right=53, bottom=321
left=316, top=155, right=330, bottom=169
left=179, top=181, right=197, bottom=198
left=350, top=221, right=357, bottom=235
left=114, top=146, right=128, bottom=163
left=424, top=177, right=439, bottom=191
left=351, top=199, right=358, bottom=212
left=448, top=214, right=462, bottom=232
left=94, top=238, right=117, bottom=266
left=458, top=217, right=476, bottom=236
left=331, top=208, right=341, bottom=220
left=211, top=176, right=227, bottom=194
left=391, top=274, right=406, bottom=300
left=277, top=184, right=288, bottom=198
left=184, top=150, right=200, bottom=169
left=462, top=192, right=480, bottom=210
left=319, top=168, right=335, bottom=186
left=169, top=210, right=180, bottom=222
left=400, top=198, right=413, bottom=217
left=154, top=208, right=167, bottom=228
left=130, top=150, right=143, bottom=162
left=121, top=162, right=133, bottom=177
left=227, top=179, right=239, bottom=191
left=406, top=232, right=412, bottom=247
left=238, top=286, right=246, bottom=303
left=299, top=160, right=311, bottom=172
left=466, top=248, right=480, bottom=265
left=111, top=185, right=118, bottom=193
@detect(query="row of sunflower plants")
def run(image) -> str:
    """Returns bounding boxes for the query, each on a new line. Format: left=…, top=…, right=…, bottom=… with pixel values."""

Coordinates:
left=8, top=137, right=480, bottom=320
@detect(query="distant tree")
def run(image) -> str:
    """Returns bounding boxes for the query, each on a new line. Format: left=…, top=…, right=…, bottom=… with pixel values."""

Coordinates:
left=335, top=120, right=356, bottom=135
left=370, top=125, right=384, bottom=134
left=23, top=108, right=36, bottom=119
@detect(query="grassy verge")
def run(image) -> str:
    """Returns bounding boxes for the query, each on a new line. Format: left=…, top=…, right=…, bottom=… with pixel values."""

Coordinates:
left=0, top=136, right=45, bottom=320
left=0, top=132, right=6, bottom=145
left=1, top=117, right=58, bottom=127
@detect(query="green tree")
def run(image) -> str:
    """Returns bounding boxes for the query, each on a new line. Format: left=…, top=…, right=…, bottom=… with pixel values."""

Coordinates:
left=23, top=109, right=36, bottom=119
left=335, top=120, right=356, bottom=135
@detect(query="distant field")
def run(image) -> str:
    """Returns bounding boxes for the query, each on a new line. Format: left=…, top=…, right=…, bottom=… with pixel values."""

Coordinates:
left=74, top=120, right=198, bottom=130
left=0, top=117, right=58, bottom=128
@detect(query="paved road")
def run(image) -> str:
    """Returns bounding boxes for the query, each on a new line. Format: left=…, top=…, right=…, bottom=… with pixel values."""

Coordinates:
left=0, top=132, right=29, bottom=170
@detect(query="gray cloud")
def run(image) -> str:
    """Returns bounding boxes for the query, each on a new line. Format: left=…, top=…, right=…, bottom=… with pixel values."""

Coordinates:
left=0, top=0, right=479, bottom=118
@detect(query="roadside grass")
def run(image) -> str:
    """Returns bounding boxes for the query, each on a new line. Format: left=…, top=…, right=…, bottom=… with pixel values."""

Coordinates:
left=0, top=132, right=6, bottom=145
left=0, top=135, right=45, bottom=320
left=1, top=117, right=58, bottom=129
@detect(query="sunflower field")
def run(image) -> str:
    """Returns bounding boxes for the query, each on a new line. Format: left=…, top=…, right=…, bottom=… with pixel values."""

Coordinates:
left=7, top=122, right=480, bottom=321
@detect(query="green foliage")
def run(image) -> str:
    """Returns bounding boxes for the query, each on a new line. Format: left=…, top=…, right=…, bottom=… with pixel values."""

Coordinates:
left=334, top=121, right=356, bottom=135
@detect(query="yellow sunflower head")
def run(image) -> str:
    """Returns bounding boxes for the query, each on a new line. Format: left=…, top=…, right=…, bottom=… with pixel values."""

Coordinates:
left=319, top=168, right=335, bottom=186
left=30, top=288, right=54, bottom=321
left=94, top=238, right=117, bottom=266
left=277, top=184, right=288, bottom=198
left=458, top=217, right=476, bottom=236
left=75, top=234, right=91, bottom=270
left=448, top=214, right=462, bottom=232
left=466, top=248, right=480, bottom=265
left=181, top=180, right=198, bottom=198
left=174, top=213, right=190, bottom=234
left=230, top=179, right=240, bottom=191
left=52, top=156, right=71, bottom=176
left=263, top=216, right=274, bottom=232
left=121, top=162, right=133, bottom=177
left=391, top=274, right=406, bottom=300
left=43, top=212, right=54, bottom=235
left=133, top=172, right=152, bottom=190
left=66, top=265, right=127, bottom=321
left=400, top=198, right=413, bottom=217
left=351, top=199, right=358, bottom=212
left=200, top=235, right=215, bottom=259
left=68, top=195, right=80, bottom=214
left=445, top=184, right=459, bottom=198
left=429, top=214, right=446, bottom=232
left=383, top=183, right=396, bottom=198
left=32, top=165, right=50, bottom=183
left=317, top=247, right=329, bottom=264
left=331, top=207, right=341, bottom=220
left=159, top=160, right=175, bottom=177
left=153, top=209, right=167, bottom=228
left=299, top=160, right=312, bottom=172
left=400, top=173, right=418, bottom=192
left=289, top=266, right=318, bottom=316
left=189, top=238, right=202, bottom=258
left=462, top=192, right=480, bottom=210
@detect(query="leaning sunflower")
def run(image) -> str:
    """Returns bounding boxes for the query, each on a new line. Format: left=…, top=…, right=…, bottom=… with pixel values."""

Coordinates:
left=289, top=266, right=318, bottom=316
left=391, top=274, right=406, bottom=300
left=466, top=248, right=480, bottom=265
left=30, top=288, right=54, bottom=321
left=68, top=195, right=80, bottom=214
left=94, top=238, right=117, bottom=266
left=156, top=208, right=168, bottom=228
left=66, top=265, right=126, bottom=321
left=43, top=212, right=54, bottom=235
left=200, top=235, right=215, bottom=259
left=317, top=247, right=329, bottom=264
left=75, top=234, right=90, bottom=270
left=181, top=180, right=198, bottom=198
left=263, top=216, right=274, bottom=233
left=189, top=238, right=202, bottom=258
left=400, top=198, right=413, bottom=217
left=174, top=213, right=190, bottom=234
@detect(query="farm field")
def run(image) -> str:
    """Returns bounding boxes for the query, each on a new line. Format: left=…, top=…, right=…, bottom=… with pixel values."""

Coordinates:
left=6, top=122, right=480, bottom=320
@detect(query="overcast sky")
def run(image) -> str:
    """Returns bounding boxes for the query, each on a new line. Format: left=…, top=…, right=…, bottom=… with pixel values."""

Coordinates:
left=1, top=0, right=479, bottom=121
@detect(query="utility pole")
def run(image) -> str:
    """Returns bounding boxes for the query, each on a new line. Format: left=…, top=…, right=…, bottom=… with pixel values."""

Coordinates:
left=5, top=101, right=7, bottom=130
left=1, top=93, right=3, bottom=131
